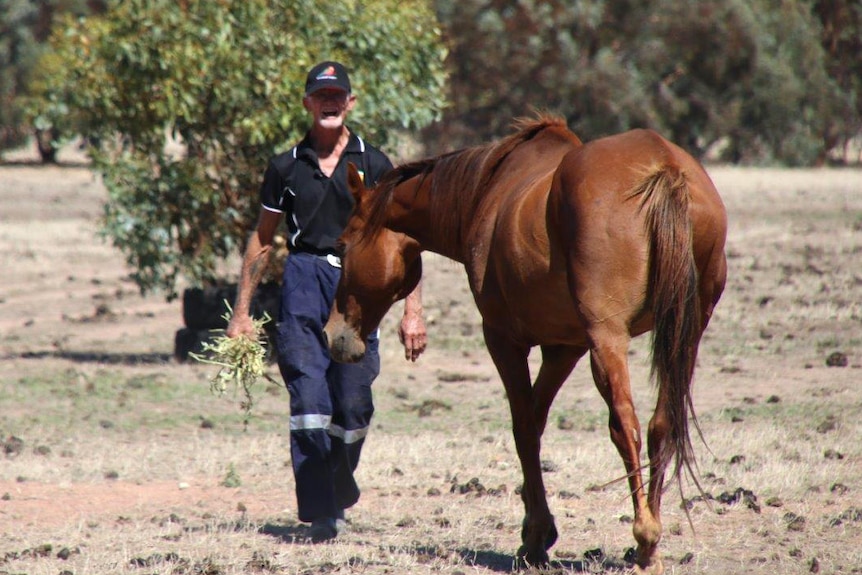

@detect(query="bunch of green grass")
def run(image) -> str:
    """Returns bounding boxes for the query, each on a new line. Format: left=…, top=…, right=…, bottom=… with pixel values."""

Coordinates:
left=191, top=303, right=277, bottom=421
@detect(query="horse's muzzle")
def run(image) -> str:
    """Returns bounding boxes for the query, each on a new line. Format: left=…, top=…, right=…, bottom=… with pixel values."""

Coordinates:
left=325, top=326, right=366, bottom=364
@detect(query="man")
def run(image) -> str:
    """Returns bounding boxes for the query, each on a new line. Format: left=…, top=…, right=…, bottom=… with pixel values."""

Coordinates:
left=226, top=61, right=427, bottom=542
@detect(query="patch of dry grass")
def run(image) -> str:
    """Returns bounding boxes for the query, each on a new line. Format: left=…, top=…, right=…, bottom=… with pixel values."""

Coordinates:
left=1, top=165, right=861, bottom=574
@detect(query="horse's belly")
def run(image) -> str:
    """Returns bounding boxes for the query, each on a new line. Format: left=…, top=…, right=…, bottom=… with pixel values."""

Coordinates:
left=478, top=270, right=587, bottom=347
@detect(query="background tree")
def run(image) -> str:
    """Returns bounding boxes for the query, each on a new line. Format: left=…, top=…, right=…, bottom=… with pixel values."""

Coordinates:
left=427, top=0, right=862, bottom=165
left=814, top=0, right=862, bottom=164
left=1, top=0, right=38, bottom=152
left=0, top=0, right=105, bottom=161
left=29, top=0, right=447, bottom=298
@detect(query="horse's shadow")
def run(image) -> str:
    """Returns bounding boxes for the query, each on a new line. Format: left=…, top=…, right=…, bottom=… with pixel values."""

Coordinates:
left=259, top=522, right=630, bottom=573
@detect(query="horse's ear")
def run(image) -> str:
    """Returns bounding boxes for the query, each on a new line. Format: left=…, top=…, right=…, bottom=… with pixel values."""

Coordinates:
left=346, top=162, right=366, bottom=204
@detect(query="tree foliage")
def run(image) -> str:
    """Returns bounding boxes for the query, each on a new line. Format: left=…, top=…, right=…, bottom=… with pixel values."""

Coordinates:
left=29, top=0, right=447, bottom=298
left=428, top=0, right=862, bottom=165
left=1, top=0, right=38, bottom=150
left=0, top=0, right=105, bottom=157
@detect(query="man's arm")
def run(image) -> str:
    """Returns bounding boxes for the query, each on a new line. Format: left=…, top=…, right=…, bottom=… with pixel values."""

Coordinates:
left=226, top=209, right=282, bottom=338
left=398, top=280, right=426, bottom=362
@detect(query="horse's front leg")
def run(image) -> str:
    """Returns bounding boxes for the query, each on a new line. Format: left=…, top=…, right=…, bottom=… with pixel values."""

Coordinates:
left=483, top=326, right=556, bottom=567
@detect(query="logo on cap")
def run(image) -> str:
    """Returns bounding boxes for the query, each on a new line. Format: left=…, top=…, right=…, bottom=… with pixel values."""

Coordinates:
left=316, top=66, right=338, bottom=81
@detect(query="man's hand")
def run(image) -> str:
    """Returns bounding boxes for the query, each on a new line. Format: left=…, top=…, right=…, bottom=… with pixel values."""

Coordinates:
left=398, top=310, right=427, bottom=362
left=226, top=313, right=257, bottom=339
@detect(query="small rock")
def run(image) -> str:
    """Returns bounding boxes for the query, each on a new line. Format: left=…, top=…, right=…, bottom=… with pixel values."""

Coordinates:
left=583, top=548, right=605, bottom=562
left=784, top=512, right=806, bottom=532
left=825, top=352, right=848, bottom=367
left=557, top=416, right=575, bottom=431
left=486, top=484, right=507, bottom=496
left=3, top=436, right=24, bottom=457
left=816, top=416, right=838, bottom=434
left=451, top=477, right=485, bottom=495
left=830, top=483, right=850, bottom=496
left=830, top=507, right=862, bottom=526
left=717, top=488, right=760, bottom=512
left=823, top=449, right=844, bottom=460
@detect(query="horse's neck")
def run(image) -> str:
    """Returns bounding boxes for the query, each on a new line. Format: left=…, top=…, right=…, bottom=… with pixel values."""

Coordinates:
left=386, top=172, right=472, bottom=263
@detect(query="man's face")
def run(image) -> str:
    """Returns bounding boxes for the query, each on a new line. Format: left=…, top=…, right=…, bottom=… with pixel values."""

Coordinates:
left=303, top=88, right=356, bottom=130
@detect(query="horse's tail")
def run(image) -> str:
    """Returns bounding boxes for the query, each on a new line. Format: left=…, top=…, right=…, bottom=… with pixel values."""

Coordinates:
left=630, top=163, right=702, bottom=487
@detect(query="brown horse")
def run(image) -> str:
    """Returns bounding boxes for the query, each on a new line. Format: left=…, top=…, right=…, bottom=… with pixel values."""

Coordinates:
left=324, top=116, right=727, bottom=574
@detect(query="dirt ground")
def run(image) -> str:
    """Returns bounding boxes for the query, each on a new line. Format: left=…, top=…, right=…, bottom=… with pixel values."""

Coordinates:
left=0, top=143, right=861, bottom=574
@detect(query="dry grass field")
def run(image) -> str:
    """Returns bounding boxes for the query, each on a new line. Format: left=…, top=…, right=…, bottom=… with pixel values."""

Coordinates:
left=1, top=145, right=860, bottom=574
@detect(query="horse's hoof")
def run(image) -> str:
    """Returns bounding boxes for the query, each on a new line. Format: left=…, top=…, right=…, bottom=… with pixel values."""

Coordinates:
left=520, top=516, right=558, bottom=550
left=515, top=545, right=549, bottom=570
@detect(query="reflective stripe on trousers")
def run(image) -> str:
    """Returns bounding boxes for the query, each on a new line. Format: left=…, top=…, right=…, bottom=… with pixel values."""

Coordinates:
left=276, top=252, right=380, bottom=522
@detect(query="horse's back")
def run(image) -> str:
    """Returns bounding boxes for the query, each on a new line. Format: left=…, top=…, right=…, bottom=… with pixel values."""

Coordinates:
left=550, top=129, right=727, bottom=335
left=554, top=128, right=726, bottom=250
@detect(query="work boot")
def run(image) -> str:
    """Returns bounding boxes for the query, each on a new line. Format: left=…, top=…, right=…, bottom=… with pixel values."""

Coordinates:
left=307, top=517, right=338, bottom=543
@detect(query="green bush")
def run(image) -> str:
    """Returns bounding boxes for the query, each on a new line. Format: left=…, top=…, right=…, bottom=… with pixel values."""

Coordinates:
left=30, top=0, right=447, bottom=298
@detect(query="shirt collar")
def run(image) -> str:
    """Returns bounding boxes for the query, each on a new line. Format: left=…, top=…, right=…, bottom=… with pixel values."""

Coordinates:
left=295, top=129, right=363, bottom=162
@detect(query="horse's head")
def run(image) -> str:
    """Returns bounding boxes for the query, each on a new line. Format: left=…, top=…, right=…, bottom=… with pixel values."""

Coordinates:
left=324, top=163, right=422, bottom=363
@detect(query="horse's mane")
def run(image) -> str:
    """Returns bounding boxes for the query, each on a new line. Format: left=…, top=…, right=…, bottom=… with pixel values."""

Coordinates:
left=362, top=114, right=570, bottom=252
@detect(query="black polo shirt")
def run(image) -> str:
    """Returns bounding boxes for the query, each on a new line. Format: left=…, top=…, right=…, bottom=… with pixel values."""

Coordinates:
left=260, top=130, right=393, bottom=255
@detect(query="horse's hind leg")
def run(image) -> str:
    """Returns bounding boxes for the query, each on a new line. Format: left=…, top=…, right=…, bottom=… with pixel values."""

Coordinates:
left=588, top=326, right=664, bottom=575
left=483, top=326, right=556, bottom=567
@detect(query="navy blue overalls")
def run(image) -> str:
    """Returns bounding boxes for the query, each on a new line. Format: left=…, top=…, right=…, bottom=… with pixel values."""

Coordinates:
left=276, top=252, right=379, bottom=522
left=260, top=131, right=393, bottom=522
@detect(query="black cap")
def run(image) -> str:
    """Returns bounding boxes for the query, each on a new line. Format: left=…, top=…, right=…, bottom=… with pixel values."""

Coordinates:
left=304, top=61, right=351, bottom=96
